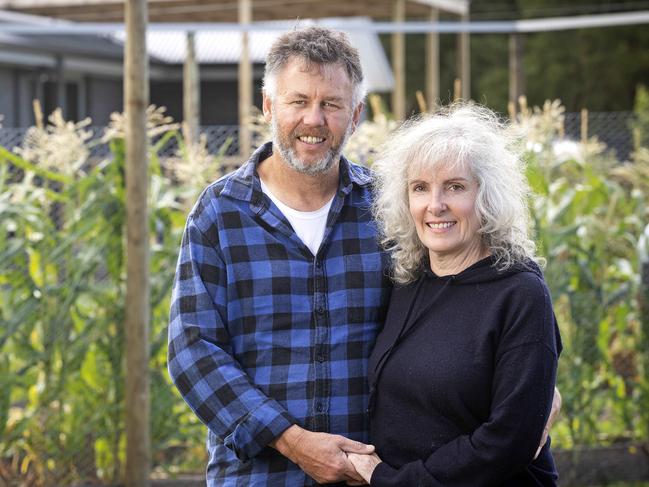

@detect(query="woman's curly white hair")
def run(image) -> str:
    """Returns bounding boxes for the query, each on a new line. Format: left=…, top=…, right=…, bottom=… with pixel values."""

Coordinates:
left=372, top=102, right=541, bottom=284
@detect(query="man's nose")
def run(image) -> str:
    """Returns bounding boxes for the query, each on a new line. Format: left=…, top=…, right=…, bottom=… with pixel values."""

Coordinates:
left=303, top=104, right=325, bottom=126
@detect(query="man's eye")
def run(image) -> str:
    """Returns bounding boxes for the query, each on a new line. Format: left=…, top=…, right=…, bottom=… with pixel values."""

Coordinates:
left=448, top=184, right=464, bottom=191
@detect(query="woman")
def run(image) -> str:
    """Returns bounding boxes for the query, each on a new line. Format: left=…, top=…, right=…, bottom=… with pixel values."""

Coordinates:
left=348, top=103, right=562, bottom=486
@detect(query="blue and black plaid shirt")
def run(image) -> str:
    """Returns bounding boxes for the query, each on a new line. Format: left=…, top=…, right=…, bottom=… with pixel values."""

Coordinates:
left=168, top=142, right=392, bottom=486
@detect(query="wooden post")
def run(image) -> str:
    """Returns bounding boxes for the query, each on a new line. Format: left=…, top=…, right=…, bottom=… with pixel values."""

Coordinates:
left=508, top=33, right=525, bottom=116
left=124, top=0, right=150, bottom=486
left=391, top=0, right=406, bottom=120
left=183, top=31, right=200, bottom=147
left=415, top=90, right=426, bottom=113
left=458, top=13, right=470, bottom=100
left=581, top=108, right=589, bottom=143
left=425, top=7, right=439, bottom=112
left=238, top=0, right=252, bottom=155
left=453, top=78, right=461, bottom=101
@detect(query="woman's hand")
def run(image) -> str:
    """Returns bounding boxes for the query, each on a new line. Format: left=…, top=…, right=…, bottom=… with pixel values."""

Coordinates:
left=347, top=451, right=383, bottom=484
left=536, top=387, right=562, bottom=458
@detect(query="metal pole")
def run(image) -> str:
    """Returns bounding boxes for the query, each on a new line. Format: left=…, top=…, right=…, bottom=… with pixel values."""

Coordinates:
left=124, top=0, right=150, bottom=485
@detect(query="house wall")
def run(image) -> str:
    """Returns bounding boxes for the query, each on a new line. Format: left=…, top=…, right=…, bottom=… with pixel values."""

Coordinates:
left=0, top=68, right=15, bottom=126
left=0, top=60, right=266, bottom=128
left=86, top=77, right=122, bottom=126
left=150, top=78, right=263, bottom=126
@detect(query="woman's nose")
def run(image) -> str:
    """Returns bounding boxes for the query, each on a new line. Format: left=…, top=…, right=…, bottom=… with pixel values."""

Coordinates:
left=427, top=192, right=447, bottom=214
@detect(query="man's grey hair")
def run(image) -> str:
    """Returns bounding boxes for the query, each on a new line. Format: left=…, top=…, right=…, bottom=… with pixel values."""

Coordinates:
left=263, top=26, right=366, bottom=107
left=372, top=102, right=542, bottom=284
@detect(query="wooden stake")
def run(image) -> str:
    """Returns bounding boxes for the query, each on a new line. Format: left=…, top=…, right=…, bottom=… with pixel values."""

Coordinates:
left=124, top=0, right=151, bottom=485
left=458, top=12, right=470, bottom=100
left=391, top=0, right=406, bottom=120
left=508, top=33, right=525, bottom=112
left=415, top=90, right=427, bottom=113
left=183, top=31, right=200, bottom=148
left=32, top=99, right=44, bottom=129
left=425, top=7, right=439, bottom=112
left=238, top=0, right=252, bottom=155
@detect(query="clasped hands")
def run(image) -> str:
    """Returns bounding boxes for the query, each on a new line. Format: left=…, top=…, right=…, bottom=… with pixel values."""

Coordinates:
left=270, top=424, right=379, bottom=485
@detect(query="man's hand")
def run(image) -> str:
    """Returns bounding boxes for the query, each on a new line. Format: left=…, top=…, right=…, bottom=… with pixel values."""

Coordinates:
left=536, top=387, right=562, bottom=458
left=270, top=425, right=374, bottom=484
left=347, top=452, right=382, bottom=484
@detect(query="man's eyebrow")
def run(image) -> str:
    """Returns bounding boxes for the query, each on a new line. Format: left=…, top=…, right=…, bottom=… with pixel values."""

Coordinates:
left=283, top=92, right=344, bottom=103
left=284, top=91, right=309, bottom=99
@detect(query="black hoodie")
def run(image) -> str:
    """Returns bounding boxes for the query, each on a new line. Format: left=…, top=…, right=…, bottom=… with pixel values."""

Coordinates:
left=368, top=255, right=562, bottom=487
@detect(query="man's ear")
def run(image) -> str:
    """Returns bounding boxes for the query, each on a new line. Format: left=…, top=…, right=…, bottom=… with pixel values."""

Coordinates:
left=262, top=92, right=273, bottom=123
left=350, top=102, right=364, bottom=134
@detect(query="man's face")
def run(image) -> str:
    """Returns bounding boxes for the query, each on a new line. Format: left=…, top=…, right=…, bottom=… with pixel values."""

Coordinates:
left=263, top=58, right=362, bottom=176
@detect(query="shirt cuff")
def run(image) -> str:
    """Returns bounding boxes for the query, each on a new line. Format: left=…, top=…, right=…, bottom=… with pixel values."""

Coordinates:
left=222, top=399, right=296, bottom=462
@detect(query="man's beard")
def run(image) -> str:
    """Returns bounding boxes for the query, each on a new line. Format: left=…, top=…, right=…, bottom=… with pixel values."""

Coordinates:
left=271, top=110, right=354, bottom=176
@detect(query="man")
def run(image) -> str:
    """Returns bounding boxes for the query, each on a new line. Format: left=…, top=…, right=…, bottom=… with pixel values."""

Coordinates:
left=168, top=26, right=560, bottom=486
left=168, top=26, right=389, bottom=486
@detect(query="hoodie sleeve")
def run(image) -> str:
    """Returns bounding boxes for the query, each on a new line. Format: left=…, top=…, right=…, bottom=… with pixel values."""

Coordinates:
left=370, top=273, right=560, bottom=487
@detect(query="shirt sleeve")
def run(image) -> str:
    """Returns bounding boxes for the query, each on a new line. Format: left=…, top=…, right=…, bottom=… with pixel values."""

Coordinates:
left=167, top=215, right=296, bottom=462
left=371, top=275, right=560, bottom=487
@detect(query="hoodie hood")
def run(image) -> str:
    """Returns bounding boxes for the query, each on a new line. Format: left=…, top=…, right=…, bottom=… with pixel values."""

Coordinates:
left=422, top=254, right=544, bottom=285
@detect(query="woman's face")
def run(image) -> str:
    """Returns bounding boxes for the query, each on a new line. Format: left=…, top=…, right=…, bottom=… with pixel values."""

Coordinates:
left=408, top=162, right=485, bottom=267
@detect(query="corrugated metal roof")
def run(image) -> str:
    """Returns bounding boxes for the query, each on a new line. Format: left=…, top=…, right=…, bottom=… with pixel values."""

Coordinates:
left=111, top=18, right=394, bottom=92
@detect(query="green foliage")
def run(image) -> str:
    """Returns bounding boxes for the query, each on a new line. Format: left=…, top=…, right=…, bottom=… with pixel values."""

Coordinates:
left=0, top=110, right=208, bottom=485
left=518, top=96, right=649, bottom=448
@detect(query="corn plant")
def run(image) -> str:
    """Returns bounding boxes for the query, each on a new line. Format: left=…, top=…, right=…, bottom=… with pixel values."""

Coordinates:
left=0, top=107, right=206, bottom=485
left=519, top=98, right=649, bottom=448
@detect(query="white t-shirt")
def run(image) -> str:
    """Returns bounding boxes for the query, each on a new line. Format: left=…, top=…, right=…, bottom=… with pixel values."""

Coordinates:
left=260, top=179, right=334, bottom=256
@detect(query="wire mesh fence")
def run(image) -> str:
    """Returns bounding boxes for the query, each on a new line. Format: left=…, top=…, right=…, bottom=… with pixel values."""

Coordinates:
left=1, top=110, right=648, bottom=486
left=0, top=111, right=636, bottom=162
left=563, top=111, right=635, bottom=161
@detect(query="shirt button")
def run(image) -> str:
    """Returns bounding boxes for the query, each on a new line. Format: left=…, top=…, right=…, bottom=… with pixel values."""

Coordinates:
left=315, top=260, right=322, bottom=269
left=316, top=352, right=325, bottom=362
left=316, top=306, right=325, bottom=315
left=316, top=403, right=323, bottom=412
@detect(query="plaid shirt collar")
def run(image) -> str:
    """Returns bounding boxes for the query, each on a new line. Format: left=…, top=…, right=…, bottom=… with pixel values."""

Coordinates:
left=220, top=141, right=373, bottom=211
